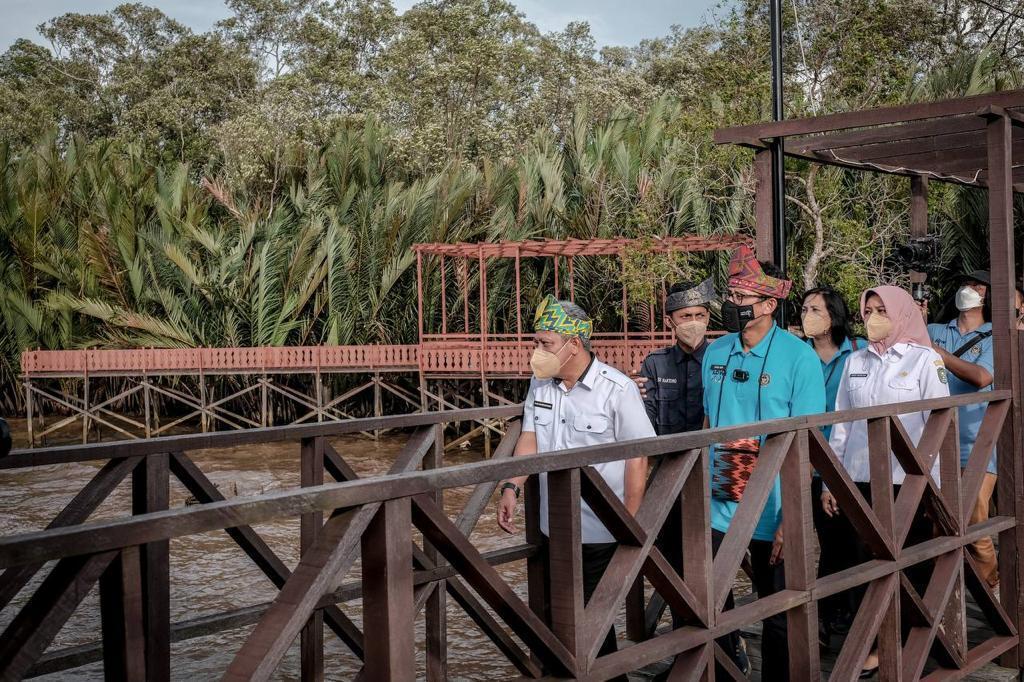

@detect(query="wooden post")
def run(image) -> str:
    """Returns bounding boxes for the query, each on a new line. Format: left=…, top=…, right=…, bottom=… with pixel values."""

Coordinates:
left=624, top=578, right=646, bottom=641
left=781, top=430, right=820, bottom=680
left=361, top=498, right=415, bottom=681
left=82, top=374, right=90, bottom=444
left=260, top=373, right=268, bottom=428
left=143, top=376, right=152, bottom=440
left=868, top=417, right=901, bottom=679
left=754, top=148, right=775, bottom=262
left=132, top=454, right=170, bottom=682
left=546, top=468, right=584, bottom=673
left=985, top=110, right=1024, bottom=671
left=373, top=372, right=382, bottom=441
left=315, top=369, right=323, bottom=424
left=425, top=423, right=447, bottom=680
left=482, top=377, right=491, bottom=457
left=199, top=370, right=208, bottom=433
left=525, top=474, right=549, bottom=668
left=100, top=545, right=146, bottom=681
left=24, top=380, right=33, bottom=448
left=909, top=175, right=929, bottom=286
left=681, top=447, right=713, bottom=680
left=416, top=249, right=425, bottom=343
left=300, top=437, right=325, bottom=681
left=440, top=254, right=447, bottom=335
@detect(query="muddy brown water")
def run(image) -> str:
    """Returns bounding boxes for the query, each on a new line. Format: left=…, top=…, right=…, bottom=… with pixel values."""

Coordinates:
left=0, top=420, right=641, bottom=680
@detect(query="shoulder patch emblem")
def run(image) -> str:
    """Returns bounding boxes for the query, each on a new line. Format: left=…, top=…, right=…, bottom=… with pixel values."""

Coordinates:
left=933, top=359, right=944, bottom=367
left=937, top=367, right=948, bottom=384
left=969, top=345, right=982, bottom=357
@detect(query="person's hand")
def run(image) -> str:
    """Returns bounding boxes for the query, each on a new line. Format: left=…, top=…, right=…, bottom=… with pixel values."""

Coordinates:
left=497, top=488, right=518, bottom=534
left=821, top=490, right=838, bottom=517
left=770, top=526, right=784, bottom=565
left=633, top=376, right=650, bottom=399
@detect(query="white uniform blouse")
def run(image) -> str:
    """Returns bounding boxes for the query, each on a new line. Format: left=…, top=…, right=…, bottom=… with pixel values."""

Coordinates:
left=828, top=342, right=950, bottom=484
left=522, top=356, right=656, bottom=544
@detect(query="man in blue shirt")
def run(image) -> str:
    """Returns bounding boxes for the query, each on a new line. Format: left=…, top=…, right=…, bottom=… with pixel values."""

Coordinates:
left=928, top=271, right=998, bottom=591
left=703, top=246, right=825, bottom=680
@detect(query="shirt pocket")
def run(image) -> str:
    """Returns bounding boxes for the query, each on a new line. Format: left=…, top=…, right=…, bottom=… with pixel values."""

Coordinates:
left=573, top=413, right=610, bottom=438
left=657, top=387, right=681, bottom=426
left=888, top=374, right=918, bottom=396
left=532, top=407, right=554, bottom=428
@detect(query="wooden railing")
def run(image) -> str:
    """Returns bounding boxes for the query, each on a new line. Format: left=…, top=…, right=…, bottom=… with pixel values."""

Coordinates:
left=0, top=392, right=1018, bottom=680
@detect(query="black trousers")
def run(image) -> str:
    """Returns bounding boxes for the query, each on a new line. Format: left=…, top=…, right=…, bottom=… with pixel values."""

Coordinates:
left=540, top=540, right=628, bottom=682
left=811, top=476, right=859, bottom=624
left=712, top=528, right=790, bottom=680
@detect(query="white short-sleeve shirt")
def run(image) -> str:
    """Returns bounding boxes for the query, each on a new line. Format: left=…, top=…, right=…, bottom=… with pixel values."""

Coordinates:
left=828, top=342, right=950, bottom=484
left=522, top=356, right=657, bottom=544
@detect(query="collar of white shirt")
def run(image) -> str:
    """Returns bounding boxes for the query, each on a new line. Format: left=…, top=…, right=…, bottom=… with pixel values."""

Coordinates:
left=553, top=353, right=598, bottom=392
left=867, top=341, right=925, bottom=360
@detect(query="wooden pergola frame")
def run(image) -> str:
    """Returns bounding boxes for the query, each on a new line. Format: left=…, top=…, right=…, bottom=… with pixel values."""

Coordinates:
left=412, top=235, right=751, bottom=344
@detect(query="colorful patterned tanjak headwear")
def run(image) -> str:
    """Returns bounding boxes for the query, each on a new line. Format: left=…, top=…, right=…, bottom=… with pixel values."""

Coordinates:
left=727, top=245, right=792, bottom=299
left=533, top=295, right=593, bottom=340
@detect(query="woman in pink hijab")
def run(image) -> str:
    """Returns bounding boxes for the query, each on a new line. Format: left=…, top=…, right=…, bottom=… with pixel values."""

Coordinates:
left=823, top=286, right=950, bottom=677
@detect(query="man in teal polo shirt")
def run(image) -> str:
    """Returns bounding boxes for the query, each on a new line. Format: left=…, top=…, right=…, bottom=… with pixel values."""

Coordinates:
left=928, top=271, right=998, bottom=592
left=702, top=246, right=825, bottom=679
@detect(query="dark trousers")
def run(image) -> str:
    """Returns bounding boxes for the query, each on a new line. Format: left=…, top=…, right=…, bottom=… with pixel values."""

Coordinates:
left=541, top=541, right=627, bottom=682
left=712, top=529, right=790, bottom=680
left=811, top=476, right=858, bottom=625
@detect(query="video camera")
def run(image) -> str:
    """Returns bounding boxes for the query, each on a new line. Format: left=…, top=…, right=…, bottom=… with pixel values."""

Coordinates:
left=887, top=236, right=941, bottom=274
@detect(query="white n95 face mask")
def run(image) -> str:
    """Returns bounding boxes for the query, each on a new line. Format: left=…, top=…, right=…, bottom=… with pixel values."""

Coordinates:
left=955, top=286, right=984, bottom=312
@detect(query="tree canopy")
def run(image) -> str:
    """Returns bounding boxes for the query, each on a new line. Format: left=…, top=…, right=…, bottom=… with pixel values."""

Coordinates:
left=1, top=0, right=1024, bottom=410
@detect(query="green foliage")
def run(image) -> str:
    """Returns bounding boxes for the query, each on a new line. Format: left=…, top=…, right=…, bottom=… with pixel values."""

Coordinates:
left=2, top=0, right=1024, bottom=412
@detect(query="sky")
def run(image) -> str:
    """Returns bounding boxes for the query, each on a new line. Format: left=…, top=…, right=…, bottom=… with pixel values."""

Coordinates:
left=1, top=0, right=729, bottom=53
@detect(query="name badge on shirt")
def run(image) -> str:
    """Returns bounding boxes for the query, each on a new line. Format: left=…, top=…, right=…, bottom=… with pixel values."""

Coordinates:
left=711, top=364, right=726, bottom=383
left=849, top=373, right=868, bottom=378
left=534, top=400, right=553, bottom=410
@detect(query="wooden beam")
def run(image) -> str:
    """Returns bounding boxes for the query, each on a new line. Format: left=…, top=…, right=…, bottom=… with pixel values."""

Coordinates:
left=221, top=427, right=433, bottom=681
left=169, top=451, right=364, bottom=658
left=411, top=493, right=576, bottom=675
left=100, top=546, right=146, bottom=681
left=780, top=430, right=819, bottom=681
left=712, top=431, right=794, bottom=612
left=714, top=90, right=1024, bottom=143
left=0, top=455, right=140, bottom=610
left=0, top=551, right=118, bottom=680
left=132, top=453, right=169, bottom=682
left=361, top=498, right=415, bottom=682
left=300, top=437, right=325, bottom=682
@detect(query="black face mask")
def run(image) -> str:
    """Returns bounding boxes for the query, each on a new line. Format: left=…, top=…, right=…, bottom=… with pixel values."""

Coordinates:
left=721, top=300, right=758, bottom=333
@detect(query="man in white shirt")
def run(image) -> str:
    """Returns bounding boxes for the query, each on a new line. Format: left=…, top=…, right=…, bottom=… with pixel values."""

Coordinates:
left=496, top=296, right=654, bottom=676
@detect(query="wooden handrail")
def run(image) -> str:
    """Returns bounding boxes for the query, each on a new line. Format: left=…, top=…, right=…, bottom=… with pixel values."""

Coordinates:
left=0, top=392, right=1009, bottom=569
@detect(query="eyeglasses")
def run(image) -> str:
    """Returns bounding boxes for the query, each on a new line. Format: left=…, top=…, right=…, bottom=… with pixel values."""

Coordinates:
left=725, top=291, right=767, bottom=304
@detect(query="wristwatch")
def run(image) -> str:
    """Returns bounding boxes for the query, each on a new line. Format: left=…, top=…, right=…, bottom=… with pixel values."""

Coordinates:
left=500, top=482, right=521, bottom=499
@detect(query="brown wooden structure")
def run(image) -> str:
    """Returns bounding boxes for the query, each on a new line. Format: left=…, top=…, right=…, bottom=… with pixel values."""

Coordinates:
left=0, top=393, right=1014, bottom=680
left=19, top=236, right=746, bottom=449
left=2, top=91, right=1024, bottom=680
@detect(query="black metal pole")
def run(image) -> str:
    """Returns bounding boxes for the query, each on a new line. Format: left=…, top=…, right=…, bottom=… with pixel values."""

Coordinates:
left=769, top=0, right=787, bottom=324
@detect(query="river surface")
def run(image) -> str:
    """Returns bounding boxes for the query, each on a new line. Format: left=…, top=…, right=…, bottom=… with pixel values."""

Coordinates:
left=0, top=420, right=638, bottom=681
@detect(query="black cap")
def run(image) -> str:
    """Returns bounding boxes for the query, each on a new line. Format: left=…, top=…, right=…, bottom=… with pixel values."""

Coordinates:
left=962, top=270, right=991, bottom=286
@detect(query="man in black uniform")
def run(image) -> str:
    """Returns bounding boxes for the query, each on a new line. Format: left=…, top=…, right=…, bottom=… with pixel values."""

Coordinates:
left=637, top=278, right=719, bottom=675
left=639, top=278, right=714, bottom=434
